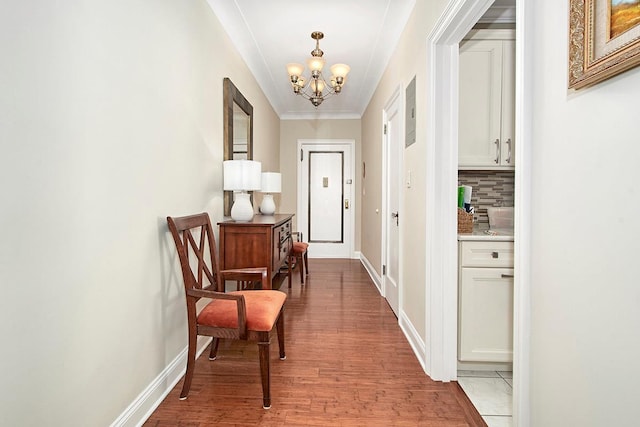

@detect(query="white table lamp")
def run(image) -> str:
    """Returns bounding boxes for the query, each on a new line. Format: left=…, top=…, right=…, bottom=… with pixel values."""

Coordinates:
left=223, top=160, right=262, bottom=221
left=260, top=172, right=281, bottom=215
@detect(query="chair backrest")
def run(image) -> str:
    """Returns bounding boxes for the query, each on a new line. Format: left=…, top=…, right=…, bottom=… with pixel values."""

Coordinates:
left=167, top=213, right=223, bottom=295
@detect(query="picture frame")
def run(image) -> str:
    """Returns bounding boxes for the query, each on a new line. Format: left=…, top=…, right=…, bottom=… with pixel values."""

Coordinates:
left=569, top=0, right=640, bottom=89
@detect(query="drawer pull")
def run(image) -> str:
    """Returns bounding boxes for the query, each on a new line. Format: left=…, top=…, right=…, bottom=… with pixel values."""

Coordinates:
left=501, top=273, right=514, bottom=278
left=492, top=251, right=499, bottom=259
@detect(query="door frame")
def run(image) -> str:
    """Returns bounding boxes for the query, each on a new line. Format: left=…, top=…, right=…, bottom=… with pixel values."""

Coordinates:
left=296, top=139, right=356, bottom=258
left=425, top=0, right=531, bottom=425
left=381, top=85, right=404, bottom=316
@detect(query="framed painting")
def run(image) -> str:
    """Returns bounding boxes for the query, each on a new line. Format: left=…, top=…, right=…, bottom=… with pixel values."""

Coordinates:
left=569, top=0, right=640, bottom=89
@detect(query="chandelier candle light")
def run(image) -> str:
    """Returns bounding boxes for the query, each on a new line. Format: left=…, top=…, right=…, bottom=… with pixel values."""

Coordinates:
left=286, top=31, right=350, bottom=107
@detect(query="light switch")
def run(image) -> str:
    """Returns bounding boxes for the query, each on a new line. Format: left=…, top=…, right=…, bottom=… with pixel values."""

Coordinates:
left=406, top=170, right=412, bottom=188
left=323, top=177, right=328, bottom=187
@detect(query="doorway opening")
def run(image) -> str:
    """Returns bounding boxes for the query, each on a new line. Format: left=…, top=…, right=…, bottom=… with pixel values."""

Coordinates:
left=425, top=0, right=530, bottom=425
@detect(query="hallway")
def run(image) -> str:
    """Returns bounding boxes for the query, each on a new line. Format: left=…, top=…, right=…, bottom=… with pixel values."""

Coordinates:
left=145, top=259, right=485, bottom=426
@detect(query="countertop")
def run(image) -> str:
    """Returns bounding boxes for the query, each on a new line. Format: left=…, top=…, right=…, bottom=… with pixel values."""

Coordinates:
left=458, top=224, right=514, bottom=242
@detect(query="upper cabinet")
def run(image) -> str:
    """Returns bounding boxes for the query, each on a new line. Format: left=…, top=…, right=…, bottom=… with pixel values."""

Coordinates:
left=459, top=30, right=515, bottom=169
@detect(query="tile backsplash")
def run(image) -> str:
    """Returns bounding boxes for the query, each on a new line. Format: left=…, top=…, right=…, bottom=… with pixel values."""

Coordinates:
left=458, top=170, right=514, bottom=225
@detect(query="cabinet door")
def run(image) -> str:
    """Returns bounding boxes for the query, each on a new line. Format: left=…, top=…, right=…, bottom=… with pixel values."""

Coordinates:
left=459, top=39, right=503, bottom=167
left=459, top=267, right=514, bottom=362
left=499, top=40, right=515, bottom=167
left=220, top=226, right=269, bottom=271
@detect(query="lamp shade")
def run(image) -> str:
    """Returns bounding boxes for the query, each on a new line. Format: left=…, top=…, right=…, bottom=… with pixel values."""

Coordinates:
left=306, top=55, right=325, bottom=72
left=330, top=63, right=351, bottom=79
left=286, top=63, right=304, bottom=77
left=223, top=160, right=262, bottom=191
left=261, top=172, right=281, bottom=193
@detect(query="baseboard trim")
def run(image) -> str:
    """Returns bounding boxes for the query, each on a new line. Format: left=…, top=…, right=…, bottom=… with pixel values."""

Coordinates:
left=110, top=336, right=212, bottom=427
left=399, top=311, right=428, bottom=375
left=359, top=253, right=382, bottom=294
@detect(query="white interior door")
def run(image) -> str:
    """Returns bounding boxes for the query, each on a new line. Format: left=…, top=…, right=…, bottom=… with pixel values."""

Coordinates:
left=297, top=140, right=354, bottom=258
left=383, top=90, right=402, bottom=317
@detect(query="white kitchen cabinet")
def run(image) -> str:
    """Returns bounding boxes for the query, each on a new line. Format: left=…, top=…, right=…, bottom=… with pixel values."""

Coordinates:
left=458, top=240, right=514, bottom=363
left=459, top=29, right=515, bottom=169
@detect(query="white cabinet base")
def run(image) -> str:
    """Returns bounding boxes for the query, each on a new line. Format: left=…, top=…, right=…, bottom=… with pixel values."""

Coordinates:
left=459, top=267, right=514, bottom=362
left=458, top=240, right=514, bottom=363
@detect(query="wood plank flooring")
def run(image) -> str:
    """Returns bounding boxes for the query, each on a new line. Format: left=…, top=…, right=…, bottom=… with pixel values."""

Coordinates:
left=145, top=259, right=485, bottom=426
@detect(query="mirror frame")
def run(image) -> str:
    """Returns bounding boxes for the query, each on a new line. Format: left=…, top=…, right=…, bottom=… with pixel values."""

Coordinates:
left=223, top=77, right=253, bottom=217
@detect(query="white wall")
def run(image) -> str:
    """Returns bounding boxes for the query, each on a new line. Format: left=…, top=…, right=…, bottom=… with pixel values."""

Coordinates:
left=0, top=1, right=278, bottom=425
left=528, top=1, right=640, bottom=425
left=361, top=0, right=448, bottom=343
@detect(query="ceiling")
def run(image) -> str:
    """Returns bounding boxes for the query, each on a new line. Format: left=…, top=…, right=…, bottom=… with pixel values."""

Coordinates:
left=206, top=0, right=515, bottom=120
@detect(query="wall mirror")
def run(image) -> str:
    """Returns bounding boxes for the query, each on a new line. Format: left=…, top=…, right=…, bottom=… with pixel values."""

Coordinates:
left=223, top=77, right=253, bottom=216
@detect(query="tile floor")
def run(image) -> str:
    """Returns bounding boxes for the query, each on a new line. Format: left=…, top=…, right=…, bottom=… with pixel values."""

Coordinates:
left=457, top=370, right=513, bottom=427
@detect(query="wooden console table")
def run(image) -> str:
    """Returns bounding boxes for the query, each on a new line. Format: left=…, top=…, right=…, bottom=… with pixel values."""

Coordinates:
left=218, top=214, right=293, bottom=290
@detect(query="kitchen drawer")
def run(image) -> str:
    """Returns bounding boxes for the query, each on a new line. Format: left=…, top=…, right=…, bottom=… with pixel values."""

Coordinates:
left=459, top=241, right=513, bottom=268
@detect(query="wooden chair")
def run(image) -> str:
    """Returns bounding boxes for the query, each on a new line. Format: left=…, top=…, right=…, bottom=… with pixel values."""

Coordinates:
left=167, top=213, right=286, bottom=409
left=288, top=232, right=309, bottom=287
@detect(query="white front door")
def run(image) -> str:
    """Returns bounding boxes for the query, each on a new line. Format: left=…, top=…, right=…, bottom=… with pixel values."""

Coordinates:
left=383, top=90, right=402, bottom=317
left=297, top=140, right=354, bottom=258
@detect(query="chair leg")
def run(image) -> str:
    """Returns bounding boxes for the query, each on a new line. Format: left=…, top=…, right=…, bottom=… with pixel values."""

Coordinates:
left=303, top=251, right=309, bottom=276
left=180, top=329, right=198, bottom=400
left=209, top=337, right=220, bottom=360
left=276, top=309, right=286, bottom=360
left=288, top=253, right=293, bottom=288
left=298, top=254, right=304, bottom=283
left=258, top=334, right=271, bottom=409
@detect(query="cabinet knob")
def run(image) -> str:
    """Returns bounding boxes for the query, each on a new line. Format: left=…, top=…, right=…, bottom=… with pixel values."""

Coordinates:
left=492, top=251, right=499, bottom=258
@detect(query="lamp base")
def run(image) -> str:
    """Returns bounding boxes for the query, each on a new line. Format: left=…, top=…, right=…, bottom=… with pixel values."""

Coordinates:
left=231, top=192, right=255, bottom=222
left=260, top=194, right=276, bottom=215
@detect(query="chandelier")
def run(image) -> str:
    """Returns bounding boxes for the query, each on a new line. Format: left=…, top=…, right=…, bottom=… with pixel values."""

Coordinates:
left=286, top=31, right=350, bottom=107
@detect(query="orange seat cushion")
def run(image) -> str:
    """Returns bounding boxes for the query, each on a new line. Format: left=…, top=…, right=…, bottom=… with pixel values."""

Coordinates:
left=197, top=290, right=286, bottom=332
left=292, top=242, right=308, bottom=254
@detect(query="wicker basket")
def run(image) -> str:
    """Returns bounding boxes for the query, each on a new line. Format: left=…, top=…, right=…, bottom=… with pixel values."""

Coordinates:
left=457, top=208, right=474, bottom=234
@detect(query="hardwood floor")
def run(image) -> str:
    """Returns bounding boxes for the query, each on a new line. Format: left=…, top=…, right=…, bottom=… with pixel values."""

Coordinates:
left=145, top=259, right=485, bottom=426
